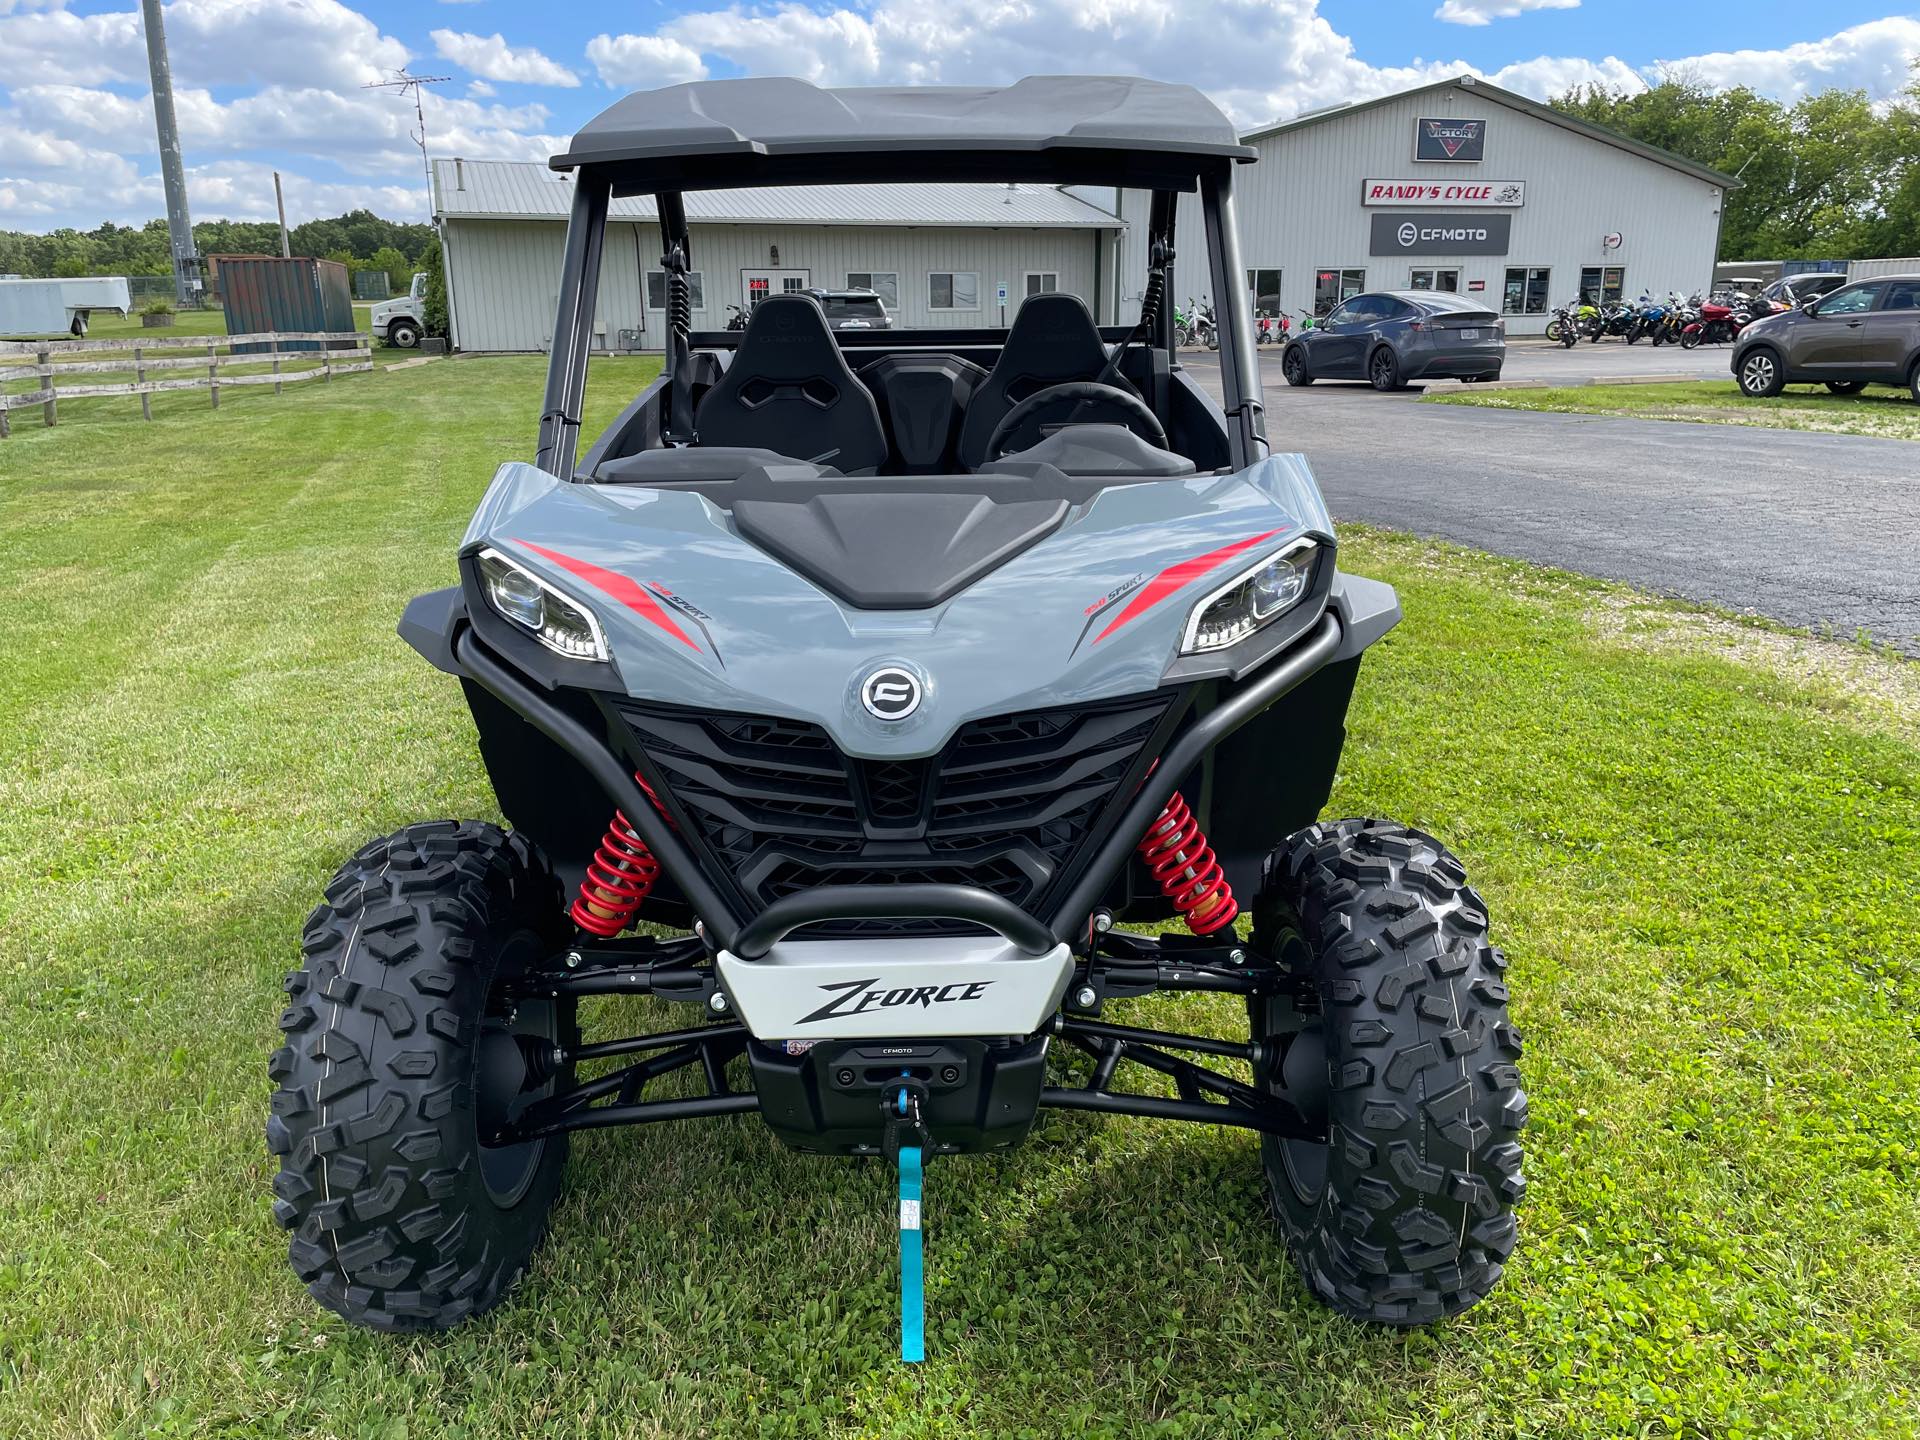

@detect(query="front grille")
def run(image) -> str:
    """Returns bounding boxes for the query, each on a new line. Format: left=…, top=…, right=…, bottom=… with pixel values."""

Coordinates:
left=614, top=692, right=1178, bottom=936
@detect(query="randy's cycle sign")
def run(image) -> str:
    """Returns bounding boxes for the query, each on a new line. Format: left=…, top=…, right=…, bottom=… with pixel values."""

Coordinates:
left=1415, top=116, right=1487, bottom=162
left=1369, top=212, right=1513, bottom=256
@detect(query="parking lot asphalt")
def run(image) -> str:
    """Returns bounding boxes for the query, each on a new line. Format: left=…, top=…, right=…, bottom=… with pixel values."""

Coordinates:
left=1187, top=348, right=1920, bottom=653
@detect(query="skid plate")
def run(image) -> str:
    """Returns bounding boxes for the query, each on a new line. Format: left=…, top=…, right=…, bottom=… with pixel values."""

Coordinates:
left=717, top=936, right=1073, bottom=1040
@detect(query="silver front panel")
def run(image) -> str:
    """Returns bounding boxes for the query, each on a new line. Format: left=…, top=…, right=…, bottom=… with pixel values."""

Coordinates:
left=717, top=936, right=1074, bottom=1041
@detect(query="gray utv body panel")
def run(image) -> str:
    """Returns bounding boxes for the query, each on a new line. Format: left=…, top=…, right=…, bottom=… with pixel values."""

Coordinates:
left=459, top=452, right=1384, bottom=761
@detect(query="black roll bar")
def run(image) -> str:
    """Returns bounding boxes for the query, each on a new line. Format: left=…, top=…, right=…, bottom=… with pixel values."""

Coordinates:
left=453, top=609, right=1338, bottom=962
left=450, top=626, right=748, bottom=951
left=535, top=170, right=610, bottom=477
left=1200, top=165, right=1267, bottom=465
left=730, top=884, right=1057, bottom=960
left=1046, top=611, right=1341, bottom=940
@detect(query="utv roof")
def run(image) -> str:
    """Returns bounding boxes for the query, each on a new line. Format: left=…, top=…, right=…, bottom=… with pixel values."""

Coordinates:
left=552, top=76, right=1255, bottom=192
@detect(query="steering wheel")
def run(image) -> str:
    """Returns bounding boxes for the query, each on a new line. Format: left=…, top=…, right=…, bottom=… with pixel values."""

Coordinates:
left=984, top=381, right=1168, bottom=461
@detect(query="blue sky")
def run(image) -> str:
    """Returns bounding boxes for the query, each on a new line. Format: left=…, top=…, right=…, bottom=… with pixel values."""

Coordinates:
left=3, top=0, right=1917, bottom=232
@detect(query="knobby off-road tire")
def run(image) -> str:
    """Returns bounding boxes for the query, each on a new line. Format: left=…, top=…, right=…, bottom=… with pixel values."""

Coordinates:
left=1250, top=819, right=1526, bottom=1325
left=267, top=820, right=577, bottom=1331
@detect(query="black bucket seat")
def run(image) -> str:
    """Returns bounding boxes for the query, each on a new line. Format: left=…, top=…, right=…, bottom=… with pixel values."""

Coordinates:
left=956, top=292, right=1131, bottom=469
left=693, top=294, right=888, bottom=472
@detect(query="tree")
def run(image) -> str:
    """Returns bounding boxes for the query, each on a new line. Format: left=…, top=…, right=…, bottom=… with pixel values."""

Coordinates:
left=419, top=233, right=449, bottom=339
left=368, top=245, right=414, bottom=291
left=1552, top=68, right=1920, bottom=261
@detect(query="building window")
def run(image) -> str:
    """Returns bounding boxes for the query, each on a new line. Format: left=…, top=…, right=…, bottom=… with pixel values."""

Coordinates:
left=846, top=271, right=899, bottom=307
left=1313, top=267, right=1365, bottom=317
left=1024, top=272, right=1059, bottom=297
left=1246, top=268, right=1282, bottom=316
left=645, top=270, right=705, bottom=309
left=1409, top=268, right=1459, bottom=293
left=1579, top=266, right=1626, bottom=304
left=1502, top=267, right=1550, bottom=315
left=928, top=272, right=980, bottom=310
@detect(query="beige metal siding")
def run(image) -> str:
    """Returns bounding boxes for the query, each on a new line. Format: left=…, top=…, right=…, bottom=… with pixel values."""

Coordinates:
left=444, top=218, right=1109, bottom=352
left=1117, top=86, right=1725, bottom=336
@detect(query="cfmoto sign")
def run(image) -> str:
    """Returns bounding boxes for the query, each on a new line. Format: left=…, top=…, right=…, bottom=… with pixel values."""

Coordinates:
left=1370, top=212, right=1512, bottom=257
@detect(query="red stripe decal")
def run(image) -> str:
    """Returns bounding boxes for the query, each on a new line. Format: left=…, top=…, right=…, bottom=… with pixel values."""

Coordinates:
left=518, top=542, right=699, bottom=650
left=1093, top=530, right=1279, bottom=643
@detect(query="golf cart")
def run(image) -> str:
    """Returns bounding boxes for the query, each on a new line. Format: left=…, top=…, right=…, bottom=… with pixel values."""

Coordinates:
left=267, top=76, right=1525, bottom=1349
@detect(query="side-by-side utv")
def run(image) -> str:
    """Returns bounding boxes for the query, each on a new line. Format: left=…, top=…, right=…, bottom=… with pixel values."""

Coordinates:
left=267, top=76, right=1525, bottom=1350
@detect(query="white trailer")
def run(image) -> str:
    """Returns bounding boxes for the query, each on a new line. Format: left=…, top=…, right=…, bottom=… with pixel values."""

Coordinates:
left=0, top=276, right=132, bottom=338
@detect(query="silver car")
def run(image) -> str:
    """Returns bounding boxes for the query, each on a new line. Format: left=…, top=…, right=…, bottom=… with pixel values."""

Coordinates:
left=1282, top=290, right=1505, bottom=391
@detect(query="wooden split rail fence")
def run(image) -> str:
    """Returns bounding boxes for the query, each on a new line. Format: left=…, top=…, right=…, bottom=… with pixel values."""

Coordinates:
left=0, top=331, right=373, bottom=436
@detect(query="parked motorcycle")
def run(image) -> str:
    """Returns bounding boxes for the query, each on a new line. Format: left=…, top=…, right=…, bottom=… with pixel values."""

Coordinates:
left=1184, top=297, right=1220, bottom=351
left=1546, top=301, right=1581, bottom=347
left=724, top=304, right=748, bottom=332
left=1254, top=311, right=1288, bottom=345
left=1680, top=291, right=1764, bottom=348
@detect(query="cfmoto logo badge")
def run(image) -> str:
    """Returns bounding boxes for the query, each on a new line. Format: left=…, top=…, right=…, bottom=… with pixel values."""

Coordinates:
left=860, top=665, right=922, bottom=721
left=1397, top=221, right=1418, bottom=247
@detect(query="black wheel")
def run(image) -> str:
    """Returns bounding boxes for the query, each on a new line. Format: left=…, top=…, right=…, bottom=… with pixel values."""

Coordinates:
left=1282, top=344, right=1313, bottom=387
left=1737, top=348, right=1785, bottom=398
left=1826, top=380, right=1866, bottom=396
left=1543, top=319, right=1561, bottom=342
left=1911, top=360, right=1920, bottom=404
left=388, top=319, right=421, bottom=349
left=1368, top=347, right=1403, bottom=392
left=1248, top=819, right=1526, bottom=1325
left=267, top=820, right=577, bottom=1331
left=1560, top=326, right=1577, bottom=349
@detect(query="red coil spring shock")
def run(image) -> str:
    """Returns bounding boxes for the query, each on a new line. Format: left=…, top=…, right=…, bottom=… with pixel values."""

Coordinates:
left=1136, top=792, right=1240, bottom=936
left=569, top=775, right=667, bottom=938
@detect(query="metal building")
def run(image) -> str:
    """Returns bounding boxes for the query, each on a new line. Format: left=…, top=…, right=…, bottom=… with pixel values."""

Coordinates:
left=1109, top=75, right=1737, bottom=336
left=433, top=158, right=1125, bottom=352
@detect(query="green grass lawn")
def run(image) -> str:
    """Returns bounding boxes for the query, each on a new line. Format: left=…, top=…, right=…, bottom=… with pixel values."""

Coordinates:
left=2, top=357, right=1917, bottom=1439
left=1425, top=380, right=1920, bottom=440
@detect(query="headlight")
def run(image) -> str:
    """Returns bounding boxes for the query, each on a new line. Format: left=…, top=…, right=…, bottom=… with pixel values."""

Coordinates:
left=475, top=547, right=610, bottom=662
left=1180, top=539, right=1318, bottom=654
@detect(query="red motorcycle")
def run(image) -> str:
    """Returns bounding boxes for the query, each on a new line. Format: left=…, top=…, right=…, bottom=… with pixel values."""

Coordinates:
left=1680, top=294, right=1763, bottom=348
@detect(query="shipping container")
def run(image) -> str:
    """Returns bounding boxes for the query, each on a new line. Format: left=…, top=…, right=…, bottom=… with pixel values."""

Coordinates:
left=211, top=255, right=355, bottom=352
left=1848, top=256, right=1920, bottom=281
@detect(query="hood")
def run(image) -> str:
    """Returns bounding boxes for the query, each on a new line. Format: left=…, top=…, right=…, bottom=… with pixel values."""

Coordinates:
left=461, top=456, right=1334, bottom=759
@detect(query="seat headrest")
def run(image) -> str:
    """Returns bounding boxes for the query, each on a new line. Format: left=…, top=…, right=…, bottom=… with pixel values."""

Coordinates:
left=731, top=294, right=841, bottom=377
left=1001, top=292, right=1108, bottom=375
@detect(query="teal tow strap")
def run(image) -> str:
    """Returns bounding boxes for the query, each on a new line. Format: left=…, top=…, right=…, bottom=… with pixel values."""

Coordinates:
left=898, top=1115, right=925, bottom=1361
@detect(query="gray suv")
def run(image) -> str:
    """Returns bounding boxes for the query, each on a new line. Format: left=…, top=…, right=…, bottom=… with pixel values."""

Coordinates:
left=1732, top=275, right=1920, bottom=399
left=1282, top=290, right=1504, bottom=391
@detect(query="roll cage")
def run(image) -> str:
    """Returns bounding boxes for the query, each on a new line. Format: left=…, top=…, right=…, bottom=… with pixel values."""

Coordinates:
left=532, top=76, right=1268, bottom=480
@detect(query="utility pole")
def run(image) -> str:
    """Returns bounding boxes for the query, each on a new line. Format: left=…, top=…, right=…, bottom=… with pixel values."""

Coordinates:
left=139, top=0, right=201, bottom=306
left=362, top=70, right=452, bottom=217
left=273, top=171, right=291, bottom=257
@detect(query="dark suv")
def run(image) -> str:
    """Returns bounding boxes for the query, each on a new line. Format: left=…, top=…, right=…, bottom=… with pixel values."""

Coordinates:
left=799, top=287, right=893, bottom=330
left=1732, top=275, right=1920, bottom=399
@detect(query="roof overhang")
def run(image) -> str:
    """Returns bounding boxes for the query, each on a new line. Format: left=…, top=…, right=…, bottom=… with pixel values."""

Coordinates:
left=1240, top=75, right=1740, bottom=190
left=553, top=76, right=1253, bottom=194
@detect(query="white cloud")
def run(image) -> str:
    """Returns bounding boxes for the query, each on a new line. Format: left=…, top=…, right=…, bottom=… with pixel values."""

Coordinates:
left=1658, top=18, right=1920, bottom=105
left=0, top=0, right=407, bottom=90
left=7, top=0, right=1920, bottom=233
left=585, top=32, right=709, bottom=89
left=1435, top=0, right=1578, bottom=25
left=431, top=28, right=579, bottom=87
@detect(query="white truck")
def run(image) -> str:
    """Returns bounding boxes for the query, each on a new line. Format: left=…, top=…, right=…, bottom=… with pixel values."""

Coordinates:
left=368, top=272, right=428, bottom=348
left=0, top=275, right=131, bottom=337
